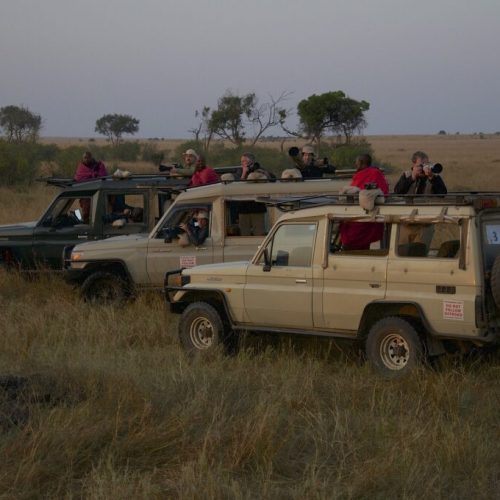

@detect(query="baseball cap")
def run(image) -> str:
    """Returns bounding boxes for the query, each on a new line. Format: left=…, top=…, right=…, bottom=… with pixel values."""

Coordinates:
left=301, top=145, right=314, bottom=155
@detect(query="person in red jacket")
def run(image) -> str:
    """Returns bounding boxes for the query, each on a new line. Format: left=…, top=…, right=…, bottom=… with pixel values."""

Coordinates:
left=340, top=154, right=389, bottom=250
left=74, top=151, right=108, bottom=182
left=74, top=151, right=108, bottom=223
left=188, top=155, right=219, bottom=187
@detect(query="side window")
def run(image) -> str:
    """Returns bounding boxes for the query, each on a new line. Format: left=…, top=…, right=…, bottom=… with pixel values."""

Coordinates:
left=266, top=223, right=316, bottom=267
left=330, top=220, right=391, bottom=255
left=157, top=206, right=212, bottom=246
left=397, top=223, right=461, bottom=258
left=225, top=200, right=270, bottom=236
left=41, top=197, right=92, bottom=229
left=103, top=193, right=145, bottom=228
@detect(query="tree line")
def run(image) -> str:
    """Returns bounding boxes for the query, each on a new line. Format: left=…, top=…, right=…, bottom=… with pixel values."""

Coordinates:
left=0, top=90, right=369, bottom=150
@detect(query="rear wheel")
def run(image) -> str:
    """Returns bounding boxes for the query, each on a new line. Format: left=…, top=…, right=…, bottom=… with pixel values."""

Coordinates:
left=179, top=302, right=229, bottom=356
left=80, top=271, right=129, bottom=305
left=366, top=317, right=424, bottom=378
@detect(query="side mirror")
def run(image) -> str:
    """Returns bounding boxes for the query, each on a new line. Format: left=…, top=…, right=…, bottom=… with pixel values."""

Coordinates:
left=262, top=248, right=271, bottom=272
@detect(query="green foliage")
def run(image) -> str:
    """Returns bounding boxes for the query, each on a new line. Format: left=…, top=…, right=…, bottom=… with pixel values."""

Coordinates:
left=0, top=105, right=42, bottom=143
left=112, top=142, right=141, bottom=162
left=297, top=91, right=369, bottom=145
left=324, top=141, right=374, bottom=169
left=198, top=91, right=288, bottom=148
left=141, top=142, right=167, bottom=165
left=208, top=91, right=256, bottom=146
left=95, top=114, right=140, bottom=146
left=0, top=140, right=54, bottom=185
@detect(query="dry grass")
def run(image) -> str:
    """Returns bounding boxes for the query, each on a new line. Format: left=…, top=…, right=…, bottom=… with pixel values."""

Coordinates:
left=1, top=271, right=499, bottom=498
left=1, top=136, right=500, bottom=497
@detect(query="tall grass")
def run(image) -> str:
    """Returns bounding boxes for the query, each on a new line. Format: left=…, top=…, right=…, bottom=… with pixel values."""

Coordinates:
left=1, top=137, right=500, bottom=497
left=1, top=268, right=499, bottom=497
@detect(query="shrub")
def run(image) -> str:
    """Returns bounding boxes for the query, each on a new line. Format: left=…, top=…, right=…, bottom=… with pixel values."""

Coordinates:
left=0, top=140, right=57, bottom=185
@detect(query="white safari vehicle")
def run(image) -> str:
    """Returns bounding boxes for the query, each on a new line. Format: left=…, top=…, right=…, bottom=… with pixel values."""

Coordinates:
left=64, top=177, right=350, bottom=302
left=166, top=192, right=500, bottom=377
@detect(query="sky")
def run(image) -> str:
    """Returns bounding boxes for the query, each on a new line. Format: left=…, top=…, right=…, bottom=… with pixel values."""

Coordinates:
left=1, top=0, right=500, bottom=138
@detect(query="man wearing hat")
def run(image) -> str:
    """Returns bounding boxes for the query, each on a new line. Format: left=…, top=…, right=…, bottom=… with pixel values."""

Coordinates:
left=179, top=210, right=209, bottom=246
left=182, top=149, right=199, bottom=170
left=298, top=145, right=336, bottom=179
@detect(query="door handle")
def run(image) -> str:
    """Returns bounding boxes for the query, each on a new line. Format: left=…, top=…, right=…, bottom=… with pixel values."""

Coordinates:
left=295, top=279, right=307, bottom=284
left=369, top=283, right=381, bottom=288
left=196, top=247, right=208, bottom=251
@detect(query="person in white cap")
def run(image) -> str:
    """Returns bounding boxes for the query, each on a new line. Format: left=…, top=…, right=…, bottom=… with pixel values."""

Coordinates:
left=297, top=145, right=336, bottom=178
left=179, top=209, right=209, bottom=246
left=182, top=149, right=199, bottom=170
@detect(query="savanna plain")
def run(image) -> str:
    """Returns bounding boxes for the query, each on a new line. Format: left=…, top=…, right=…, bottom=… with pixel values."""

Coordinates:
left=1, top=135, right=500, bottom=498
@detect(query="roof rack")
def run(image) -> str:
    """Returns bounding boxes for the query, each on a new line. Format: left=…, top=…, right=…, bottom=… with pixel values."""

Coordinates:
left=259, top=192, right=500, bottom=212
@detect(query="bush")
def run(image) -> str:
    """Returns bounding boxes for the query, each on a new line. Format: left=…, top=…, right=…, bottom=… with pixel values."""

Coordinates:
left=141, top=142, right=167, bottom=165
left=111, top=142, right=141, bottom=162
left=0, top=140, right=58, bottom=185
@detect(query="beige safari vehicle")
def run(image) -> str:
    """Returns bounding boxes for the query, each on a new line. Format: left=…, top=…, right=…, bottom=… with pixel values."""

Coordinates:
left=64, top=177, right=350, bottom=301
left=166, top=192, right=500, bottom=377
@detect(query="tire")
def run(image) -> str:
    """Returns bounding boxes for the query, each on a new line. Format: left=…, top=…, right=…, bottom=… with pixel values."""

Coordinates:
left=366, top=317, right=424, bottom=378
left=178, top=302, right=228, bottom=356
left=490, top=255, right=500, bottom=310
left=80, top=271, right=128, bottom=305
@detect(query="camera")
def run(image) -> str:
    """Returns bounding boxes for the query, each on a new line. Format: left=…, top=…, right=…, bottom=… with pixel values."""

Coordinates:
left=421, top=163, right=443, bottom=175
left=158, top=163, right=179, bottom=172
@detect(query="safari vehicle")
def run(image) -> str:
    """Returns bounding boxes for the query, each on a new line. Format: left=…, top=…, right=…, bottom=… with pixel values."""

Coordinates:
left=165, top=192, right=500, bottom=377
left=0, top=174, right=192, bottom=271
left=64, top=177, right=350, bottom=302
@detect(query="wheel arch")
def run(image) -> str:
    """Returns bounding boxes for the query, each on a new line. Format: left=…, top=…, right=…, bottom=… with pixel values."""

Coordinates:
left=79, top=260, right=133, bottom=284
left=358, top=301, right=433, bottom=340
left=177, top=289, right=234, bottom=328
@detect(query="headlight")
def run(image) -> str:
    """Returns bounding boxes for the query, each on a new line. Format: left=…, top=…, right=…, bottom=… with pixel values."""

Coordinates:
left=173, top=274, right=190, bottom=286
left=71, top=252, right=84, bottom=261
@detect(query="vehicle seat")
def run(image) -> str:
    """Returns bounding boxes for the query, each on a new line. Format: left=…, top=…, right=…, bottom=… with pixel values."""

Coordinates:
left=437, top=240, right=460, bottom=258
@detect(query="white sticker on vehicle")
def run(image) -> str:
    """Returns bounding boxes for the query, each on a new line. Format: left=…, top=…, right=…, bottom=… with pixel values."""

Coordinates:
left=443, top=300, right=464, bottom=321
left=180, top=256, right=196, bottom=268
left=485, top=225, right=500, bottom=245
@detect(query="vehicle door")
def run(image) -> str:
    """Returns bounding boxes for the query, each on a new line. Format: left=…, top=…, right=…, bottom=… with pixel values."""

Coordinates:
left=222, top=199, right=274, bottom=263
left=243, top=221, right=317, bottom=328
left=32, top=192, right=98, bottom=269
left=146, top=204, right=214, bottom=286
left=318, top=219, right=390, bottom=332
left=386, top=219, right=476, bottom=335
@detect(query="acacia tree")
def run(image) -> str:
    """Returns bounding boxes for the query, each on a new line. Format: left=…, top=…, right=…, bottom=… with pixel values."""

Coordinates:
left=0, top=105, right=42, bottom=143
left=297, top=91, right=369, bottom=148
left=192, top=91, right=289, bottom=148
left=95, top=113, right=140, bottom=146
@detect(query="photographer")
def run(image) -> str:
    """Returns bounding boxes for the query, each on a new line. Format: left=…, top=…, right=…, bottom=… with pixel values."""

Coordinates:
left=179, top=210, right=209, bottom=246
left=394, top=151, right=447, bottom=195
left=297, top=145, right=336, bottom=178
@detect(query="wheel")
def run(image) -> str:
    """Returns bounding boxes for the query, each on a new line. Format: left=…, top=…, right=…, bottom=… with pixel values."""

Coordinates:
left=179, top=302, right=227, bottom=356
left=80, top=271, right=128, bottom=305
left=366, top=317, right=424, bottom=378
left=490, top=255, right=500, bottom=310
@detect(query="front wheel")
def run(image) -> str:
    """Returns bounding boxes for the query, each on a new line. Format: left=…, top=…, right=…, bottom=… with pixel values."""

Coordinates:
left=366, top=317, right=424, bottom=378
left=179, top=302, right=229, bottom=356
left=80, top=271, right=129, bottom=305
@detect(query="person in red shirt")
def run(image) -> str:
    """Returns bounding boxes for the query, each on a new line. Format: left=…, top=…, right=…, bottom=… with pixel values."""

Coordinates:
left=74, top=151, right=108, bottom=182
left=340, top=154, right=389, bottom=250
left=73, top=151, right=108, bottom=223
left=188, top=155, right=219, bottom=187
